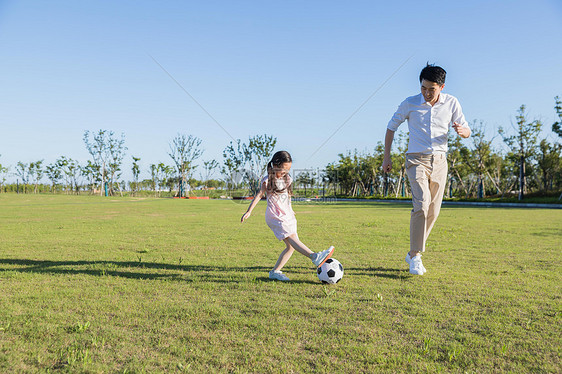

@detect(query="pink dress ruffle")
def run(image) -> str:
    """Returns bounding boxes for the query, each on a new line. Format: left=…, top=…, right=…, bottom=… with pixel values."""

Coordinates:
left=262, top=175, right=297, bottom=240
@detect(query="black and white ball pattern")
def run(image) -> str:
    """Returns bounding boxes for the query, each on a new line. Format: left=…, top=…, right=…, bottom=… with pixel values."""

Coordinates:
left=317, top=258, right=344, bottom=284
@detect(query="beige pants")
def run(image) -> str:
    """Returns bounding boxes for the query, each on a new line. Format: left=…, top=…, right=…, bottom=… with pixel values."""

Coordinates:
left=405, top=153, right=448, bottom=253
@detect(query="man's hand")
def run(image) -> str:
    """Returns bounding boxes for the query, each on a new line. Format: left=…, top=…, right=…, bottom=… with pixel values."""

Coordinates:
left=453, top=122, right=470, bottom=138
left=382, top=157, right=392, bottom=173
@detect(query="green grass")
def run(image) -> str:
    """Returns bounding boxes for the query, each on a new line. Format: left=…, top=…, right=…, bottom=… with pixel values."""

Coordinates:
left=0, top=194, right=560, bottom=373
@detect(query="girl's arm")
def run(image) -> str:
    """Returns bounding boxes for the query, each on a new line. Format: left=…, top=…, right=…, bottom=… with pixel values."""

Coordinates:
left=241, top=182, right=266, bottom=222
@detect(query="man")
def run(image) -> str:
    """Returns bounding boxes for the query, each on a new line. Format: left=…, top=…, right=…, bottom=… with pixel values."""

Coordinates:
left=382, top=64, right=471, bottom=275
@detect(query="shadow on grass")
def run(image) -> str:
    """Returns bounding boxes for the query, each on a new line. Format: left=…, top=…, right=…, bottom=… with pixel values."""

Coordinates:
left=254, top=276, right=318, bottom=285
left=0, top=258, right=272, bottom=283
left=345, top=266, right=408, bottom=279
left=0, top=259, right=407, bottom=282
left=258, top=264, right=409, bottom=280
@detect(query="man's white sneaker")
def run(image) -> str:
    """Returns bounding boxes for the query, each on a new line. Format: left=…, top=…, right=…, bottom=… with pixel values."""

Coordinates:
left=406, top=253, right=426, bottom=274
left=269, top=270, right=290, bottom=281
left=311, top=246, right=335, bottom=267
left=409, top=255, right=425, bottom=275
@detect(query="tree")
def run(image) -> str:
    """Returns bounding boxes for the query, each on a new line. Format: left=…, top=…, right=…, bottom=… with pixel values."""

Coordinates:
left=391, top=131, right=408, bottom=197
left=55, top=157, right=70, bottom=193
left=326, top=153, right=352, bottom=196
left=168, top=134, right=203, bottom=197
left=499, top=105, right=542, bottom=200
left=84, top=130, right=109, bottom=196
left=107, top=133, right=127, bottom=196
left=536, top=139, right=561, bottom=193
left=15, top=162, right=29, bottom=193
left=81, top=160, right=100, bottom=195
left=295, top=170, right=316, bottom=197
left=487, top=152, right=517, bottom=197
left=56, top=156, right=81, bottom=194
left=147, top=163, right=175, bottom=196
left=84, top=130, right=126, bottom=196
left=65, top=158, right=82, bottom=194
left=365, top=147, right=384, bottom=196
left=242, top=134, right=277, bottom=195
left=149, top=164, right=159, bottom=196
left=131, top=156, right=141, bottom=195
left=201, top=160, right=219, bottom=194
left=549, top=96, right=562, bottom=200
left=222, top=139, right=245, bottom=191
left=0, top=155, right=8, bottom=193
left=46, top=163, right=62, bottom=193
left=462, top=121, right=494, bottom=198
left=222, top=134, right=276, bottom=195
left=447, top=132, right=470, bottom=197
left=28, top=161, right=45, bottom=194
left=325, top=150, right=374, bottom=197
left=323, top=145, right=392, bottom=198
left=553, top=96, right=562, bottom=138
left=160, top=164, right=175, bottom=194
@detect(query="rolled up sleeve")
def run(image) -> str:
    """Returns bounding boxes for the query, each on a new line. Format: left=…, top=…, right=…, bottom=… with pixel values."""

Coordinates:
left=387, top=99, right=409, bottom=132
left=451, top=97, right=469, bottom=129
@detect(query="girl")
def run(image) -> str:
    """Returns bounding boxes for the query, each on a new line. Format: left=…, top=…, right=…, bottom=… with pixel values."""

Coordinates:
left=241, top=150, right=334, bottom=281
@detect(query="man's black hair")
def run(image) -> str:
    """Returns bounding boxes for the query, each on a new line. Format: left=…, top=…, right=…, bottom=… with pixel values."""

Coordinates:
left=419, top=63, right=446, bottom=86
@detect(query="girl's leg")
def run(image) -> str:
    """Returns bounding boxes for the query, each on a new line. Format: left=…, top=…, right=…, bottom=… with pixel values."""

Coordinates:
left=284, top=234, right=334, bottom=268
left=272, top=242, right=295, bottom=272
left=284, top=234, right=314, bottom=257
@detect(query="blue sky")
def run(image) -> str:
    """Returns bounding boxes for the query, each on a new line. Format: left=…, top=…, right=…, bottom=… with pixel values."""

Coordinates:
left=0, top=0, right=561, bottom=182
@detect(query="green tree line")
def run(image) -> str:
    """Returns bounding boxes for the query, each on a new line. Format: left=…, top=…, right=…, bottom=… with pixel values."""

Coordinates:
left=0, top=102, right=560, bottom=200
left=320, top=103, right=561, bottom=200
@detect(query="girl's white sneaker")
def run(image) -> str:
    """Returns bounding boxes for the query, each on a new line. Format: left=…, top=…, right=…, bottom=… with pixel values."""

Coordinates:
left=311, top=246, right=335, bottom=267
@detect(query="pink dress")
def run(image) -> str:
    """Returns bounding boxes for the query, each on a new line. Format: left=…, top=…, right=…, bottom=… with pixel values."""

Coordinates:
left=262, top=175, right=297, bottom=240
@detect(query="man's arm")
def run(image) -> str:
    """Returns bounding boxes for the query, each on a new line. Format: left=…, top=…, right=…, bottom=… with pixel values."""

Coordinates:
left=451, top=97, right=471, bottom=138
left=382, top=129, right=395, bottom=172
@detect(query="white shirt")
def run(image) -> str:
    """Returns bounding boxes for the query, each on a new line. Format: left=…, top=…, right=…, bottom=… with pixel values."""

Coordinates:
left=387, top=93, right=469, bottom=154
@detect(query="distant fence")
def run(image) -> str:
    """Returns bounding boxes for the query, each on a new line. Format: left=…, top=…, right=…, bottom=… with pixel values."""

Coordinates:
left=291, top=168, right=412, bottom=199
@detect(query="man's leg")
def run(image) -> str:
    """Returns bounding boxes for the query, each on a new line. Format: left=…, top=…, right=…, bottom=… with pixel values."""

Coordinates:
left=405, top=154, right=432, bottom=255
left=405, top=154, right=434, bottom=275
left=425, top=153, right=448, bottom=240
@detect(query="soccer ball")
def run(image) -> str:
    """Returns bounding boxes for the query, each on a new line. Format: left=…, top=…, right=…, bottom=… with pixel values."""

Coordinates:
left=317, top=258, right=344, bottom=284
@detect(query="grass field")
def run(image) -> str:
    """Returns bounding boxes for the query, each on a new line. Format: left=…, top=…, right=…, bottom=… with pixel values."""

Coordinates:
left=0, top=194, right=560, bottom=373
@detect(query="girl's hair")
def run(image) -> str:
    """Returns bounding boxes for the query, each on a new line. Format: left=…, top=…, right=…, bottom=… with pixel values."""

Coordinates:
left=266, top=151, right=293, bottom=195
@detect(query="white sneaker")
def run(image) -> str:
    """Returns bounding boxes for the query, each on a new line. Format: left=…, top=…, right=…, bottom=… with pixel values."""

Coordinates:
left=269, top=270, right=290, bottom=281
left=406, top=253, right=426, bottom=274
left=409, top=255, right=425, bottom=275
left=405, top=253, right=411, bottom=264
left=311, top=246, right=335, bottom=267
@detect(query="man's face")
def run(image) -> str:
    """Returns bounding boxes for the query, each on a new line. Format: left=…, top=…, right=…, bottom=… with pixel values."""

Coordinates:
left=420, top=79, right=444, bottom=104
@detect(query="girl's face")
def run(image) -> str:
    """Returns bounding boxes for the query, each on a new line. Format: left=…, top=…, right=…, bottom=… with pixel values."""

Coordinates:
left=273, top=162, right=292, bottom=178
